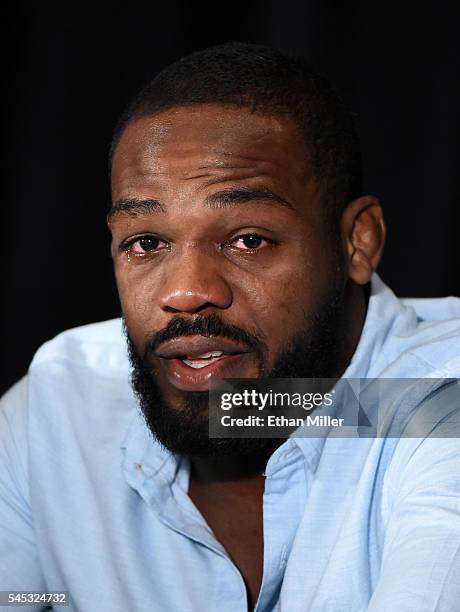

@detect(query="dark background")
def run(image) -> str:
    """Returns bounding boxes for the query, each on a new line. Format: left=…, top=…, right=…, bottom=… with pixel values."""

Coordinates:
left=2, top=2, right=458, bottom=394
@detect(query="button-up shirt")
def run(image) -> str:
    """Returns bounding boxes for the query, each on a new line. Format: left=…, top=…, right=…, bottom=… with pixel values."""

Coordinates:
left=1, top=274, right=460, bottom=611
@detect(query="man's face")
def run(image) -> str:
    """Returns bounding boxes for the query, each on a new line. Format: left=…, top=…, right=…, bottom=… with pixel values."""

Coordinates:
left=109, top=104, right=349, bottom=455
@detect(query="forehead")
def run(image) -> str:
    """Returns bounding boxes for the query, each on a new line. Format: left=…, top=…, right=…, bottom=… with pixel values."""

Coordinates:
left=110, top=104, right=312, bottom=197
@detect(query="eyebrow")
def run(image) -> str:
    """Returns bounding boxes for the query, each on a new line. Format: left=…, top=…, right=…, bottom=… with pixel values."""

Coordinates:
left=205, top=187, right=294, bottom=210
left=107, top=198, right=164, bottom=223
left=107, top=186, right=294, bottom=223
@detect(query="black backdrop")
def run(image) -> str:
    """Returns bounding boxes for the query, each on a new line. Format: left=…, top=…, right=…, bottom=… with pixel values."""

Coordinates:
left=2, top=2, right=459, bottom=394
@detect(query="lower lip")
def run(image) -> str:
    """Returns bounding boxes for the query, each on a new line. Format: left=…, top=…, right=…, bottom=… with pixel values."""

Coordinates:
left=162, top=353, right=253, bottom=391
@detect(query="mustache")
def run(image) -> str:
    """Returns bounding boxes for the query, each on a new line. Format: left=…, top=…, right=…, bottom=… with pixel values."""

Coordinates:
left=142, top=314, right=266, bottom=360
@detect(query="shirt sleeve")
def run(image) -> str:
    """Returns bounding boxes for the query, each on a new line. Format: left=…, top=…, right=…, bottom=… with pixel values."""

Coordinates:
left=0, top=377, right=47, bottom=609
left=368, top=432, right=460, bottom=611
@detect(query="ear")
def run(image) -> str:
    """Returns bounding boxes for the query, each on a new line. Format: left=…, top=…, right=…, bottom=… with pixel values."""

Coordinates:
left=340, top=195, right=386, bottom=285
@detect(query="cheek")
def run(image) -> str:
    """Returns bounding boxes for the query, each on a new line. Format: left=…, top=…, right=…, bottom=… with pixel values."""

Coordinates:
left=114, top=263, right=162, bottom=340
left=233, top=256, right=320, bottom=340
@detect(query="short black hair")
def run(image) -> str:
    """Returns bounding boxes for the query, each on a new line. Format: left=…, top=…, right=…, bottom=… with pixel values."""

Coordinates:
left=110, top=42, right=362, bottom=218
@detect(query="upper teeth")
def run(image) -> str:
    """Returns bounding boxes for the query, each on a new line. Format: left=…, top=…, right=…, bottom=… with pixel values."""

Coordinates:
left=194, top=351, right=224, bottom=359
left=182, top=351, right=224, bottom=368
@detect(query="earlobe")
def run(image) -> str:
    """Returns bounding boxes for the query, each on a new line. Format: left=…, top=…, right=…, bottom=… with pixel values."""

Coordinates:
left=341, top=196, right=386, bottom=285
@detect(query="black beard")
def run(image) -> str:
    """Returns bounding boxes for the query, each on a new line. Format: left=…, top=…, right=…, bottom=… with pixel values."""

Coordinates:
left=126, top=273, right=349, bottom=460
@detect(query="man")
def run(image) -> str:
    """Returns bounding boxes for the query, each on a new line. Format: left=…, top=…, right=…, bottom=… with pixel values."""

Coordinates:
left=0, top=42, right=459, bottom=611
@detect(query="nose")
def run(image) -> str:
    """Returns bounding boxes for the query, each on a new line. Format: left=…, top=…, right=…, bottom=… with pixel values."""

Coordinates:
left=158, top=249, right=233, bottom=314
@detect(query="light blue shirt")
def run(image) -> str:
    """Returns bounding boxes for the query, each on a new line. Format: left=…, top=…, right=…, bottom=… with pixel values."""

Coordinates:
left=1, top=274, right=460, bottom=611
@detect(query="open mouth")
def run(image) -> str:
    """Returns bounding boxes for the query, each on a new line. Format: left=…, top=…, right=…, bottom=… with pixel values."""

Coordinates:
left=154, top=336, right=254, bottom=391
left=181, top=350, right=227, bottom=369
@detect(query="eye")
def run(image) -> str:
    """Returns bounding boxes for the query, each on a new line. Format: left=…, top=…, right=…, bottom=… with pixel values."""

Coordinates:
left=124, top=235, right=167, bottom=256
left=229, top=233, right=270, bottom=251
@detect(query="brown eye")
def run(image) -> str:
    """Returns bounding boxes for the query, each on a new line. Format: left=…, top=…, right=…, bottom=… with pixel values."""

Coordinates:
left=241, top=235, right=263, bottom=248
left=138, top=237, right=159, bottom=252
left=127, top=236, right=165, bottom=255
left=231, top=234, right=268, bottom=250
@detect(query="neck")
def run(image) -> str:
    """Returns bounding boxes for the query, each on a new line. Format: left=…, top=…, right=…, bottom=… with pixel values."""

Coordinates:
left=334, top=279, right=369, bottom=376
left=190, top=441, right=284, bottom=484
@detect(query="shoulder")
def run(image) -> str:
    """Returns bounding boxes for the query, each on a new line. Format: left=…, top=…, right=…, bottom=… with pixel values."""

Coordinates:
left=1, top=319, right=135, bottom=457
left=366, top=276, right=460, bottom=378
left=29, top=318, right=128, bottom=375
left=394, top=320, right=460, bottom=378
left=399, top=295, right=460, bottom=375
